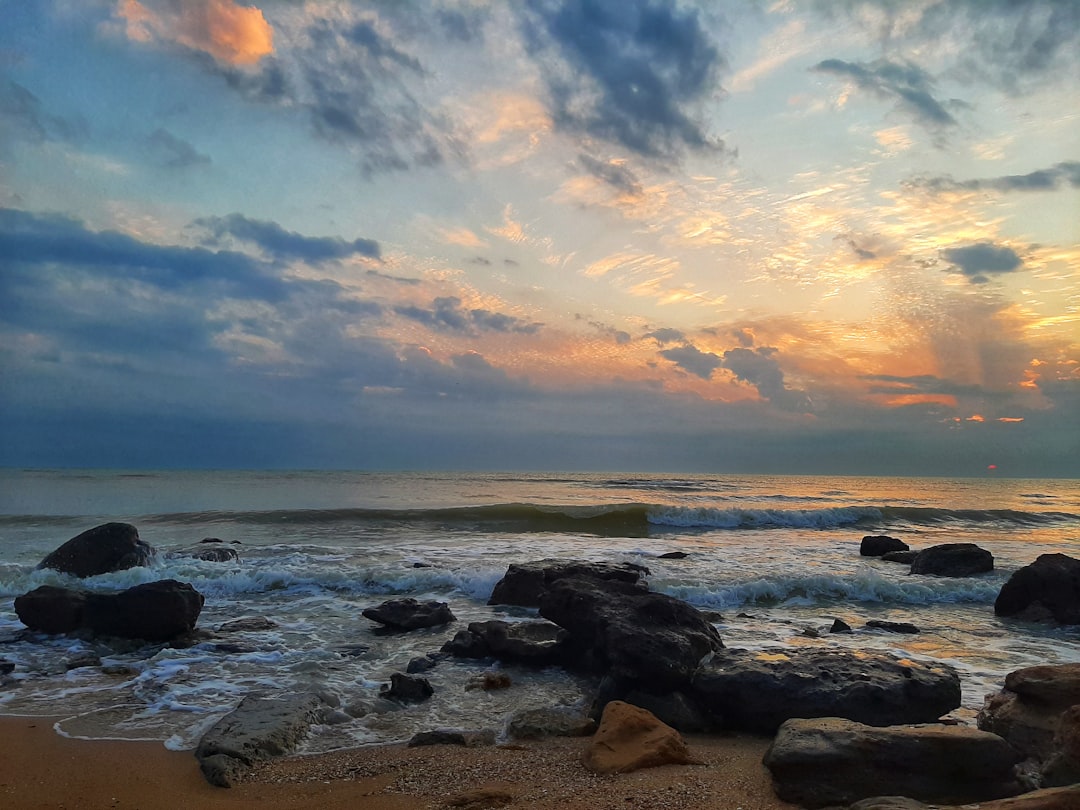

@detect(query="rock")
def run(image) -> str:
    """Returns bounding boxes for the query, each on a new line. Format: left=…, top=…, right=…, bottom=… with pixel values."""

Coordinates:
left=847, top=799, right=930, bottom=810
left=582, top=701, right=692, bottom=775
left=1042, top=704, right=1080, bottom=787
left=619, top=687, right=711, bottom=733
left=763, top=717, right=1023, bottom=808
left=978, top=663, right=1080, bottom=763
left=861, top=536, right=909, bottom=556
left=15, top=580, right=203, bottom=641
left=195, top=693, right=325, bottom=787
left=504, top=706, right=596, bottom=740
left=692, top=648, right=961, bottom=733
left=488, top=559, right=648, bottom=607
left=910, top=543, right=993, bottom=577
left=14, top=585, right=87, bottom=634
left=538, top=577, right=723, bottom=690
left=361, top=597, right=455, bottom=631
left=407, top=728, right=496, bottom=747
left=65, top=652, right=102, bottom=670
left=406, top=653, right=443, bottom=673
left=0, top=660, right=15, bottom=675
left=465, top=672, right=512, bottom=691
left=183, top=545, right=240, bottom=563
left=37, top=522, right=155, bottom=578
left=380, top=672, right=433, bottom=703
left=441, top=620, right=569, bottom=666
left=866, top=620, right=920, bottom=634
left=445, top=786, right=517, bottom=809
left=846, top=793, right=1080, bottom=810
left=830, top=618, right=853, bottom=633
left=882, top=550, right=918, bottom=564
left=995, top=554, right=1080, bottom=624
left=658, top=551, right=689, bottom=559
left=219, top=616, right=278, bottom=633
left=83, top=580, right=204, bottom=641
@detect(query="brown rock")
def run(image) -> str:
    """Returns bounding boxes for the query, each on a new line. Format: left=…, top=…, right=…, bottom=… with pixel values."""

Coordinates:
left=582, top=700, right=692, bottom=775
left=445, top=785, right=517, bottom=808
left=1042, top=704, right=1080, bottom=787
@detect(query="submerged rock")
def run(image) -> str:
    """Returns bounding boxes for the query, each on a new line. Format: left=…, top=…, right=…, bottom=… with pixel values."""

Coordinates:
left=37, top=522, right=155, bottom=578
left=995, top=554, right=1080, bottom=624
left=866, top=620, right=920, bottom=634
left=861, top=536, right=909, bottom=556
left=441, top=620, right=569, bottom=666
left=488, top=559, right=648, bottom=607
left=362, top=597, right=455, bottom=631
left=910, top=543, right=993, bottom=577
left=380, top=672, right=434, bottom=703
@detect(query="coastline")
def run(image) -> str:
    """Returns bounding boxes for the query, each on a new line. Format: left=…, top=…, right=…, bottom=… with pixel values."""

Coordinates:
left=0, top=716, right=793, bottom=809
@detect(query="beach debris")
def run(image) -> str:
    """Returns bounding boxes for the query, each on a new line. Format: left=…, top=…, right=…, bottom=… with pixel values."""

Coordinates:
left=219, top=616, right=277, bottom=633
left=380, top=671, right=434, bottom=703
left=407, top=727, right=497, bottom=747
left=442, top=619, right=569, bottom=666
left=504, top=706, right=596, bottom=740
left=910, top=542, right=994, bottom=577
left=582, top=700, right=692, bottom=775
left=14, top=579, right=204, bottom=641
left=764, top=716, right=1023, bottom=808
left=36, top=522, right=155, bottom=578
left=195, top=692, right=326, bottom=787
left=465, top=671, right=512, bottom=691
left=487, top=558, right=648, bottom=607
left=362, top=597, right=456, bottom=630
left=866, top=619, right=920, bottom=634
left=860, top=535, right=909, bottom=556
left=995, top=553, right=1080, bottom=624
left=692, top=648, right=961, bottom=733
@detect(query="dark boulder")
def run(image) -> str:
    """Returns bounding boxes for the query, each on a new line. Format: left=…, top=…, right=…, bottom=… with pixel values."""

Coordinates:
left=406, top=653, right=443, bottom=673
left=911, top=543, right=993, bottom=577
left=692, top=648, right=961, bottom=733
left=488, top=559, right=648, bottom=607
left=538, top=577, right=723, bottom=690
left=15, top=580, right=203, bottom=641
left=181, top=545, right=240, bottom=563
left=763, top=717, right=1022, bottom=808
left=504, top=706, right=597, bottom=740
left=995, top=554, right=1080, bottom=624
left=658, top=551, right=689, bottom=559
left=381, top=672, right=433, bottom=703
left=407, top=728, right=496, bottom=748
left=830, top=618, right=853, bottom=634
left=441, top=620, right=569, bottom=666
left=37, top=522, right=155, bottom=578
left=361, top=597, right=455, bottom=631
left=866, top=620, right=920, bottom=634
left=219, top=617, right=277, bottom=633
left=14, top=585, right=87, bottom=634
left=882, top=550, right=918, bottom=564
left=861, top=536, right=909, bottom=556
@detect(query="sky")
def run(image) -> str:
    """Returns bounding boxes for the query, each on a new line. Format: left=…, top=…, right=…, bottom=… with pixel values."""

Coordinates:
left=1, top=0, right=1078, bottom=476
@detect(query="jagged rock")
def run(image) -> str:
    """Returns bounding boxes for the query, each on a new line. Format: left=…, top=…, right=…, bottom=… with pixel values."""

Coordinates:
left=582, top=701, right=691, bottom=775
left=15, top=580, right=203, bottom=641
left=692, top=648, right=960, bottom=733
left=407, top=728, right=496, bottom=747
left=441, top=620, right=569, bottom=666
left=380, top=672, right=433, bottom=703
left=37, top=522, right=155, bottom=578
left=504, top=706, right=596, bottom=740
left=861, top=536, right=909, bottom=556
left=882, top=551, right=918, bottom=564
left=219, top=616, right=277, bottom=633
left=538, top=577, right=723, bottom=690
left=830, top=618, right=853, bottom=633
left=362, top=597, right=455, bottom=631
left=195, top=693, right=325, bottom=787
left=488, top=559, right=648, bottom=607
left=978, top=663, right=1080, bottom=763
left=910, top=543, right=993, bottom=577
left=764, top=717, right=1023, bottom=808
left=995, top=554, right=1080, bottom=624
left=866, top=620, right=920, bottom=634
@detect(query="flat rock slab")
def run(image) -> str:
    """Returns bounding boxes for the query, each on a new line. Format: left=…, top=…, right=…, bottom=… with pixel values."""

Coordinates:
left=195, top=693, right=325, bottom=787
left=764, top=717, right=1022, bottom=808
left=692, top=648, right=960, bottom=733
left=488, top=559, right=648, bottom=607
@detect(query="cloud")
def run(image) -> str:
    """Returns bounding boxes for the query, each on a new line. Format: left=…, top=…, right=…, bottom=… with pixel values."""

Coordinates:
left=116, top=0, right=274, bottom=66
left=813, top=58, right=960, bottom=132
left=578, top=153, right=643, bottom=196
left=522, top=0, right=726, bottom=161
left=195, top=213, right=380, bottom=263
left=147, top=128, right=211, bottom=168
left=0, top=80, right=86, bottom=151
left=395, top=296, right=542, bottom=336
left=907, top=162, right=1080, bottom=194
left=659, top=343, right=722, bottom=380
left=940, top=242, right=1023, bottom=284
left=722, top=346, right=810, bottom=412
left=646, top=327, right=685, bottom=345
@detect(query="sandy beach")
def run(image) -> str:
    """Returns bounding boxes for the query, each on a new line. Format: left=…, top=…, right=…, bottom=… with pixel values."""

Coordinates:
left=0, top=716, right=794, bottom=810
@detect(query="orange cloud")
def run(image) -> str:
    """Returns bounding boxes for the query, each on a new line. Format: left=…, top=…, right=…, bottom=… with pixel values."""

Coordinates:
left=117, top=0, right=273, bottom=66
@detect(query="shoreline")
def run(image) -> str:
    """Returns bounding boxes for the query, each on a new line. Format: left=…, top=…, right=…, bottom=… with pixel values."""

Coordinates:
left=0, top=715, right=793, bottom=809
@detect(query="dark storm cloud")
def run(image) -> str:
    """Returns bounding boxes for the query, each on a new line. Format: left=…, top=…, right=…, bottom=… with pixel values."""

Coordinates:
left=813, top=58, right=960, bottom=131
left=940, top=242, right=1023, bottom=284
left=646, top=327, right=686, bottom=345
left=395, top=296, right=542, bottom=335
left=659, top=344, right=723, bottom=380
left=722, top=347, right=811, bottom=412
left=907, top=162, right=1080, bottom=194
left=578, top=153, right=643, bottom=195
left=147, top=128, right=211, bottom=168
left=0, top=207, right=288, bottom=301
left=731, top=327, right=754, bottom=347
left=522, top=0, right=726, bottom=162
left=195, top=213, right=380, bottom=263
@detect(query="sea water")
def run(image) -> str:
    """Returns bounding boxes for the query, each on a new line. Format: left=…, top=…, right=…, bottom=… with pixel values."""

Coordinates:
left=0, top=470, right=1077, bottom=752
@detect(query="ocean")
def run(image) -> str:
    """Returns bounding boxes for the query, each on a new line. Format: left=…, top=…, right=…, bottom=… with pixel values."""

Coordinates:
left=0, top=469, right=1077, bottom=753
